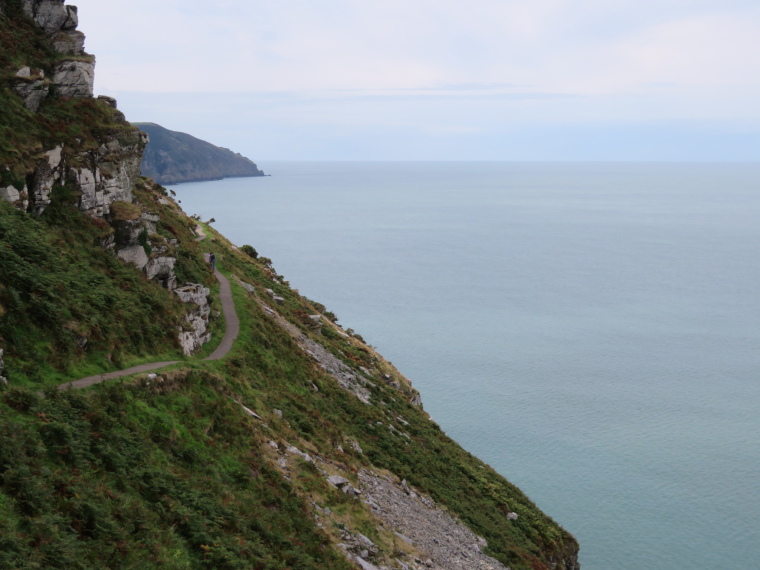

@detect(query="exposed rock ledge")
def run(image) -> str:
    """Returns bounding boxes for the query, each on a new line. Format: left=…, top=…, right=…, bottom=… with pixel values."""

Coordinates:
left=174, top=284, right=212, bottom=356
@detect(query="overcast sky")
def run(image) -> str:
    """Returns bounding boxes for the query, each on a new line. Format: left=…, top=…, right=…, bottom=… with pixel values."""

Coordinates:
left=73, top=0, right=760, bottom=161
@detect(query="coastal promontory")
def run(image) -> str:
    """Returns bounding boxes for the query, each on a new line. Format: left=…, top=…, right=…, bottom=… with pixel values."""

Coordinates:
left=134, top=122, right=265, bottom=185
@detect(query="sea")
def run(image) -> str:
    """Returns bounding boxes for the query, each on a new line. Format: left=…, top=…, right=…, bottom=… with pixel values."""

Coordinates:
left=170, top=162, right=760, bottom=569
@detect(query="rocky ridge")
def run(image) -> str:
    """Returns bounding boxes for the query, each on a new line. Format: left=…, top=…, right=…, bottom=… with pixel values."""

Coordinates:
left=1, top=0, right=212, bottom=354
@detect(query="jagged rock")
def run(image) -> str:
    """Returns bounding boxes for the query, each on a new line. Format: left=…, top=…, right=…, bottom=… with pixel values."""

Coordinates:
left=506, top=512, right=519, bottom=521
left=61, top=4, right=77, bottom=30
left=140, top=212, right=159, bottom=233
left=23, top=0, right=69, bottom=33
left=28, top=146, right=64, bottom=213
left=73, top=134, right=145, bottom=218
left=16, top=67, right=32, bottom=78
left=13, top=77, right=49, bottom=112
left=0, top=184, right=29, bottom=210
left=52, top=59, right=94, bottom=98
left=174, top=284, right=211, bottom=355
left=51, top=30, right=85, bottom=54
left=145, top=256, right=177, bottom=290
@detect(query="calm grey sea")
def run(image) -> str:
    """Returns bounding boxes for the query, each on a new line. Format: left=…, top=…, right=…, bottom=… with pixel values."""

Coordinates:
left=171, top=162, right=760, bottom=569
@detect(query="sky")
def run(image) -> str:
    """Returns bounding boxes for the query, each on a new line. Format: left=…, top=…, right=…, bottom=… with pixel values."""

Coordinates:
left=72, top=0, right=760, bottom=161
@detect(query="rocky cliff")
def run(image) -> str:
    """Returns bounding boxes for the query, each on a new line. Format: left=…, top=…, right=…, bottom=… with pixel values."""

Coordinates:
left=0, top=3, right=579, bottom=569
left=135, top=122, right=265, bottom=185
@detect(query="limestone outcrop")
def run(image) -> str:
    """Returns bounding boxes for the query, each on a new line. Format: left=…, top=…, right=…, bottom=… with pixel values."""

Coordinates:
left=12, top=68, right=49, bottom=112
left=22, top=0, right=78, bottom=34
left=52, top=59, right=94, bottom=97
left=19, top=1, right=92, bottom=99
left=175, top=284, right=212, bottom=355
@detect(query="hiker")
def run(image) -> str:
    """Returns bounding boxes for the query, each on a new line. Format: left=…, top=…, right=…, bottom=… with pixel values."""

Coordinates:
left=209, top=253, right=216, bottom=270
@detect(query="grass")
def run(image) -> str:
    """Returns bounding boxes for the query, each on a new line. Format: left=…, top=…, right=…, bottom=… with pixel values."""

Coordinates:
left=0, top=3, right=578, bottom=566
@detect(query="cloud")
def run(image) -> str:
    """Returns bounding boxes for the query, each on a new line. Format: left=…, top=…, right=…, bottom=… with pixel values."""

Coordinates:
left=72, top=0, right=760, bottom=159
left=76, top=0, right=760, bottom=95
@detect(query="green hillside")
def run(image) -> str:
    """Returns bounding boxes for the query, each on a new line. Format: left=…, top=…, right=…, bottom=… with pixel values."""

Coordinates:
left=0, top=2, right=579, bottom=568
left=134, top=122, right=265, bottom=185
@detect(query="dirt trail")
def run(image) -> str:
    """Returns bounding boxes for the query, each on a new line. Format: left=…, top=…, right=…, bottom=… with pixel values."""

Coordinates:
left=58, top=226, right=238, bottom=390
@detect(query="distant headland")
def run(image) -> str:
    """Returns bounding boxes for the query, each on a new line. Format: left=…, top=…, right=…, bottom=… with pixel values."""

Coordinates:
left=133, top=122, right=266, bottom=185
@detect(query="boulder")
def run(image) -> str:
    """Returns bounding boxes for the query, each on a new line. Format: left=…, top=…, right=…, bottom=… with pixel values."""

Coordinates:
left=327, top=475, right=350, bottom=488
left=0, top=185, right=29, bottom=210
left=116, top=245, right=149, bottom=271
left=52, top=59, right=94, bottom=98
left=327, top=475, right=361, bottom=496
left=13, top=77, right=49, bottom=112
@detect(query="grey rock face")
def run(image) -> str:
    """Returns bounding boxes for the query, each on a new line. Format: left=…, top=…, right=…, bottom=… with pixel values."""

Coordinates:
left=145, top=256, right=177, bottom=290
left=23, top=0, right=67, bottom=32
left=22, top=0, right=78, bottom=32
left=28, top=146, right=64, bottom=214
left=52, top=59, right=94, bottom=97
left=116, top=245, right=149, bottom=271
left=71, top=132, right=145, bottom=218
left=174, top=284, right=212, bottom=355
left=13, top=76, right=50, bottom=112
left=51, top=30, right=85, bottom=54
left=0, top=184, right=29, bottom=210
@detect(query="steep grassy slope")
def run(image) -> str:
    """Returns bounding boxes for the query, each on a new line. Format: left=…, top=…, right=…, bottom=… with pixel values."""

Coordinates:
left=0, top=2, right=579, bottom=568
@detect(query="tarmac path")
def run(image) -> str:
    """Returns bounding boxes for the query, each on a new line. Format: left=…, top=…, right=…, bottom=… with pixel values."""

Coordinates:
left=58, top=227, right=239, bottom=390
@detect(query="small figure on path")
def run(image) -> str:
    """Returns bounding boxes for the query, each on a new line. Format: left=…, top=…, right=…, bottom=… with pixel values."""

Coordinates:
left=209, top=253, right=216, bottom=270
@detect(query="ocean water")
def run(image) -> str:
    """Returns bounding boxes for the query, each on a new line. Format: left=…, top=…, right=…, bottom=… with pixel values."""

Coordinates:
left=171, top=162, right=760, bottom=569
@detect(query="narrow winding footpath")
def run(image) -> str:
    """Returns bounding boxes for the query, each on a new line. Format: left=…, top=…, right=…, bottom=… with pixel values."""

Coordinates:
left=59, top=227, right=239, bottom=390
